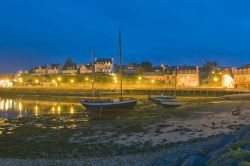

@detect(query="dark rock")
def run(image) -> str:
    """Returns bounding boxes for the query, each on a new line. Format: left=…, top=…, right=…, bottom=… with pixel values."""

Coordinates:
left=238, top=125, right=250, bottom=139
left=147, top=153, right=188, bottom=166
left=196, top=135, right=234, bottom=157
left=241, top=131, right=250, bottom=141
left=181, top=155, right=206, bottom=166
left=242, top=144, right=250, bottom=151
left=228, top=124, right=245, bottom=131
left=210, top=158, right=238, bottom=166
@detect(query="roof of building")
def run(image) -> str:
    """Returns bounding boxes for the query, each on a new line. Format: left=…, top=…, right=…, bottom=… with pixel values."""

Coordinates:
left=164, top=66, right=198, bottom=74
left=33, top=66, right=47, bottom=70
left=50, top=64, right=61, bottom=69
left=143, top=71, right=164, bottom=76
left=80, top=64, right=92, bottom=70
left=62, top=64, right=78, bottom=70
left=95, top=58, right=113, bottom=63
left=178, top=66, right=198, bottom=70
left=240, top=64, right=250, bottom=69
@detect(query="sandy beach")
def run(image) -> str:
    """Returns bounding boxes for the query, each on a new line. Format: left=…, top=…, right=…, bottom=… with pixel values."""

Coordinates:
left=0, top=96, right=249, bottom=165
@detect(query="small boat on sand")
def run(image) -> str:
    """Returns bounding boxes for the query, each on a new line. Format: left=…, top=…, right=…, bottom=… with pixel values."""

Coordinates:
left=160, top=101, right=186, bottom=108
left=149, top=95, right=185, bottom=108
left=149, top=96, right=176, bottom=104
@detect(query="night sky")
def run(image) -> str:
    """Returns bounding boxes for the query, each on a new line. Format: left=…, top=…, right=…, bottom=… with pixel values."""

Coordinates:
left=1, top=0, right=250, bottom=73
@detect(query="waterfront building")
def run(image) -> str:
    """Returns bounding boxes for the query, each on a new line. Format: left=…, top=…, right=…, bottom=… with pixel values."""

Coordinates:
left=219, top=67, right=234, bottom=88
left=32, top=64, right=62, bottom=75
left=62, top=64, right=78, bottom=74
left=32, top=66, right=48, bottom=75
left=94, top=58, right=113, bottom=73
left=232, top=64, right=250, bottom=88
left=79, top=64, right=92, bottom=74
left=0, top=80, right=13, bottom=88
left=47, top=64, right=62, bottom=75
left=176, top=66, right=199, bottom=87
left=164, top=66, right=176, bottom=85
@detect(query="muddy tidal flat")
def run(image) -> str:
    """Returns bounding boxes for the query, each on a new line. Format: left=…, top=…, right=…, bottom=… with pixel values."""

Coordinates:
left=0, top=96, right=250, bottom=165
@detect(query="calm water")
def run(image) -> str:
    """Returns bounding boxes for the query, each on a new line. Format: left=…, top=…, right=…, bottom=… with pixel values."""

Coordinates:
left=0, top=96, right=84, bottom=119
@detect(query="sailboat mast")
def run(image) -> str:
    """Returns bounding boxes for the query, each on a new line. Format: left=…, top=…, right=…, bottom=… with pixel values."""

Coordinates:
left=174, top=66, right=178, bottom=96
left=119, top=28, right=123, bottom=99
left=91, top=48, right=95, bottom=99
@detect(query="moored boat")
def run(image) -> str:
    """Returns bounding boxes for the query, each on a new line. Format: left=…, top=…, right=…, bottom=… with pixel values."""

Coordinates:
left=81, top=99, right=137, bottom=111
left=149, top=95, right=176, bottom=104
left=160, top=101, right=186, bottom=107
left=80, top=28, right=137, bottom=112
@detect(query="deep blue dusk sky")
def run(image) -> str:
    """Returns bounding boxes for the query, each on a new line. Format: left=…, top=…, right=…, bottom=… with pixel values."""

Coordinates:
left=1, top=0, right=250, bottom=73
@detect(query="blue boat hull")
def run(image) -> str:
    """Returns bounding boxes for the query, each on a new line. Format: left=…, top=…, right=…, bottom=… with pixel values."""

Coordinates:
left=80, top=99, right=137, bottom=111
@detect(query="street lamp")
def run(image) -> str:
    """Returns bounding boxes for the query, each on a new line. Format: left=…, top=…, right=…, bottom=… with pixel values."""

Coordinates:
left=52, top=80, right=57, bottom=87
left=57, top=77, right=61, bottom=81
left=138, top=76, right=143, bottom=89
left=70, top=106, right=74, bottom=114
left=213, top=77, right=218, bottom=82
left=57, top=105, right=61, bottom=114
left=70, top=79, right=75, bottom=83
left=19, top=78, right=23, bottom=83
left=35, top=80, right=39, bottom=85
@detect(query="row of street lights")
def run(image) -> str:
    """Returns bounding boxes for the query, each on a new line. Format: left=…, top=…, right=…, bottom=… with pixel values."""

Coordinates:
left=14, top=75, right=157, bottom=88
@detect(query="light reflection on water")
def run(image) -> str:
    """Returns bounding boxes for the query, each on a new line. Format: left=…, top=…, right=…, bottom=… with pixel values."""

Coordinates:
left=0, top=97, right=83, bottom=119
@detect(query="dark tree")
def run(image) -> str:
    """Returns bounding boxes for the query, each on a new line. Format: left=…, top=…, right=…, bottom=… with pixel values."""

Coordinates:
left=64, top=57, right=74, bottom=67
left=141, top=61, right=152, bottom=72
left=203, top=61, right=218, bottom=72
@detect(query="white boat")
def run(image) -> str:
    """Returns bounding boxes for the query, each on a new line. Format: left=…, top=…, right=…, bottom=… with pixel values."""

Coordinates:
left=149, top=66, right=185, bottom=108
left=160, top=101, right=186, bottom=107
left=149, top=95, right=176, bottom=104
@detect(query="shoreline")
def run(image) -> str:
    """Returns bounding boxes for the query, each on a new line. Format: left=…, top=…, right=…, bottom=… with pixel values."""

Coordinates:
left=0, top=87, right=244, bottom=98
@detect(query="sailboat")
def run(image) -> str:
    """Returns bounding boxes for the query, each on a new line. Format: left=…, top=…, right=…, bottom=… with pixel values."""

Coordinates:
left=80, top=29, right=137, bottom=111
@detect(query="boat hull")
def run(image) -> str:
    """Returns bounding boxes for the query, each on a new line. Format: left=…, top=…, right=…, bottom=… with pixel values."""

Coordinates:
left=80, top=99, right=137, bottom=111
left=149, top=96, right=176, bottom=104
left=160, top=101, right=186, bottom=108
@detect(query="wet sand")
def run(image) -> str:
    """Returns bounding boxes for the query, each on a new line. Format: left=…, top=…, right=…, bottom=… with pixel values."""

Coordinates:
left=0, top=97, right=249, bottom=165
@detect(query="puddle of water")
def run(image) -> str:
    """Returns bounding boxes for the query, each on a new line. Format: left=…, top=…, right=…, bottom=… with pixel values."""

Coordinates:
left=0, top=97, right=84, bottom=119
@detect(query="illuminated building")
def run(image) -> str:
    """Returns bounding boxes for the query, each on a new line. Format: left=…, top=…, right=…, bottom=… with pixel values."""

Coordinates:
left=232, top=64, right=250, bottom=88
left=94, top=58, right=114, bottom=73
left=47, top=64, right=62, bottom=74
left=176, top=66, right=199, bottom=87
left=0, top=80, right=13, bottom=88
left=32, top=64, right=62, bottom=75
left=79, top=64, right=92, bottom=74
left=62, top=64, right=78, bottom=74
left=32, top=66, right=48, bottom=75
